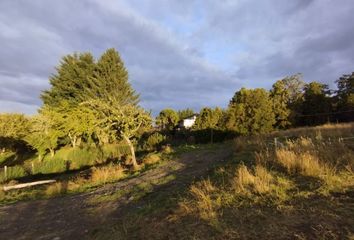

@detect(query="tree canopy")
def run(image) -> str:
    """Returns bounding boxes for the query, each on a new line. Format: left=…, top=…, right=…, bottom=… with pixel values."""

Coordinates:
left=227, top=88, right=275, bottom=135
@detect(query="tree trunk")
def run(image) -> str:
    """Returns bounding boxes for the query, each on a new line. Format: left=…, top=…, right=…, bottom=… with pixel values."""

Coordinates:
left=76, top=136, right=82, bottom=147
left=69, top=133, right=77, bottom=148
left=38, top=154, right=43, bottom=162
left=123, top=135, right=138, bottom=169
left=49, top=148, right=55, bottom=158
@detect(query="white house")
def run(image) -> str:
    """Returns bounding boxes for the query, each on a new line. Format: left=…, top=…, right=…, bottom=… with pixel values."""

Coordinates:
left=179, top=114, right=198, bottom=129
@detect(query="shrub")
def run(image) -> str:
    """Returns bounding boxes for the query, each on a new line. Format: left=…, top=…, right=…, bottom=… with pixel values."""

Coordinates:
left=0, top=165, right=27, bottom=183
left=32, top=158, right=67, bottom=175
left=143, top=132, right=166, bottom=151
left=67, top=147, right=100, bottom=169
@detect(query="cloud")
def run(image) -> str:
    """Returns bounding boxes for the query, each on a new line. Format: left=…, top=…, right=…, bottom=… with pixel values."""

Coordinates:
left=0, top=0, right=353, bottom=115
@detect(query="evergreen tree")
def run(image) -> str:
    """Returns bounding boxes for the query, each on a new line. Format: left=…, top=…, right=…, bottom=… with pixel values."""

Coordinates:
left=300, top=82, right=331, bottom=126
left=335, top=72, right=354, bottom=122
left=156, top=109, right=179, bottom=131
left=194, top=107, right=223, bottom=130
left=177, top=108, right=195, bottom=120
left=270, top=80, right=291, bottom=129
left=227, top=88, right=275, bottom=135
left=41, top=52, right=96, bottom=107
left=88, top=48, right=139, bottom=106
left=41, top=48, right=142, bottom=149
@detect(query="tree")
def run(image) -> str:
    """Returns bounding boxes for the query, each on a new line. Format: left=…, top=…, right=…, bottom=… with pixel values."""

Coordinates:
left=41, top=52, right=96, bottom=107
left=81, top=100, right=151, bottom=168
left=25, top=108, right=64, bottom=160
left=227, top=88, right=275, bottom=135
left=193, top=107, right=223, bottom=130
left=156, top=109, right=179, bottom=131
left=0, top=113, right=30, bottom=153
left=282, top=73, right=305, bottom=104
left=335, top=72, right=354, bottom=122
left=41, top=48, right=141, bottom=148
left=270, top=80, right=291, bottom=129
left=300, top=82, right=331, bottom=126
left=177, top=108, right=195, bottom=120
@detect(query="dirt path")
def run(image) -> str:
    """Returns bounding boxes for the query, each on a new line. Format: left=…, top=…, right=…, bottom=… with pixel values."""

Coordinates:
left=0, top=144, right=232, bottom=240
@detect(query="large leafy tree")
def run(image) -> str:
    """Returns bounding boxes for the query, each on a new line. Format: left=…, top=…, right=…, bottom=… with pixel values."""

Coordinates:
left=156, top=108, right=179, bottom=131
left=0, top=113, right=30, bottom=152
left=227, top=88, right=275, bottom=135
left=25, top=108, right=64, bottom=160
left=81, top=100, right=151, bottom=168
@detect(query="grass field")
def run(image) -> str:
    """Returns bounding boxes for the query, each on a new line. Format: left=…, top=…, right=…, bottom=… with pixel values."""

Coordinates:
left=94, top=123, right=354, bottom=239
left=0, top=123, right=353, bottom=239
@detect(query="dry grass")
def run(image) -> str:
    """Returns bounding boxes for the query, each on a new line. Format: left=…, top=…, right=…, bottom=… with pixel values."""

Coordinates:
left=45, top=182, right=67, bottom=197
left=180, top=179, right=218, bottom=223
left=232, top=164, right=274, bottom=194
left=142, top=153, right=161, bottom=165
left=90, top=164, right=126, bottom=185
left=270, top=122, right=354, bottom=139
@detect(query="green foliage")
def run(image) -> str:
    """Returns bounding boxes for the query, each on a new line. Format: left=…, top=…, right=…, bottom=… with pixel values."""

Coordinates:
left=41, top=48, right=143, bottom=147
left=194, top=107, right=223, bottom=130
left=32, top=158, right=67, bottom=175
left=0, top=113, right=30, bottom=152
left=270, top=80, right=291, bottom=129
left=143, top=132, right=167, bottom=151
left=0, top=113, right=30, bottom=139
left=41, top=52, right=96, bottom=107
left=335, top=72, right=354, bottom=122
left=156, top=108, right=179, bottom=131
left=177, top=108, right=195, bottom=120
left=25, top=108, right=64, bottom=160
left=300, top=82, right=332, bottom=125
left=0, top=165, right=27, bottom=183
left=227, top=88, right=275, bottom=135
left=67, top=147, right=99, bottom=170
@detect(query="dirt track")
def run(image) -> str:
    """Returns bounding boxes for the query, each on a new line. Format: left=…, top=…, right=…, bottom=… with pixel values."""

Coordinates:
left=0, top=144, right=232, bottom=240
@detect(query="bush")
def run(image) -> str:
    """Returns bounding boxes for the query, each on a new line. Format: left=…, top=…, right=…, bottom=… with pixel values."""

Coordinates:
left=0, top=165, right=27, bottom=183
left=32, top=158, right=67, bottom=175
left=67, top=147, right=100, bottom=170
left=143, top=132, right=166, bottom=151
left=102, top=144, right=130, bottom=160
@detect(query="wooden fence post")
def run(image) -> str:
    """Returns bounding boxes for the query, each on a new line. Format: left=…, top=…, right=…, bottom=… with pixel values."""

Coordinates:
left=4, top=165, right=7, bottom=180
left=274, top=138, right=278, bottom=149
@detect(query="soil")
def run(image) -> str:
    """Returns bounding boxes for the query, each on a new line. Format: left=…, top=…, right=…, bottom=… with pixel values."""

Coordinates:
left=0, top=144, right=232, bottom=240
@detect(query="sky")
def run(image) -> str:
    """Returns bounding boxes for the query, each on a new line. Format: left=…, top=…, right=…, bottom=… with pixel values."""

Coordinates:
left=0, top=0, right=353, bottom=115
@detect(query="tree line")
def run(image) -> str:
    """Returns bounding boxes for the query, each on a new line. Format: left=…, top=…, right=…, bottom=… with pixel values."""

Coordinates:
left=156, top=73, right=354, bottom=135
left=0, top=47, right=353, bottom=164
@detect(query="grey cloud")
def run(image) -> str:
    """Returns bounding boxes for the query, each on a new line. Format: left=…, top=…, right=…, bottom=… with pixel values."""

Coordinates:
left=0, top=0, right=236, bottom=115
left=0, top=0, right=353, bottom=116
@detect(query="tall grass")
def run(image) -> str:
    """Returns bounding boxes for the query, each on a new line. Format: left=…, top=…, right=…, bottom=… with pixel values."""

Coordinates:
left=90, top=164, right=126, bottom=185
left=178, top=122, right=354, bottom=227
left=32, top=158, right=67, bottom=175
left=0, top=165, right=27, bottom=183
